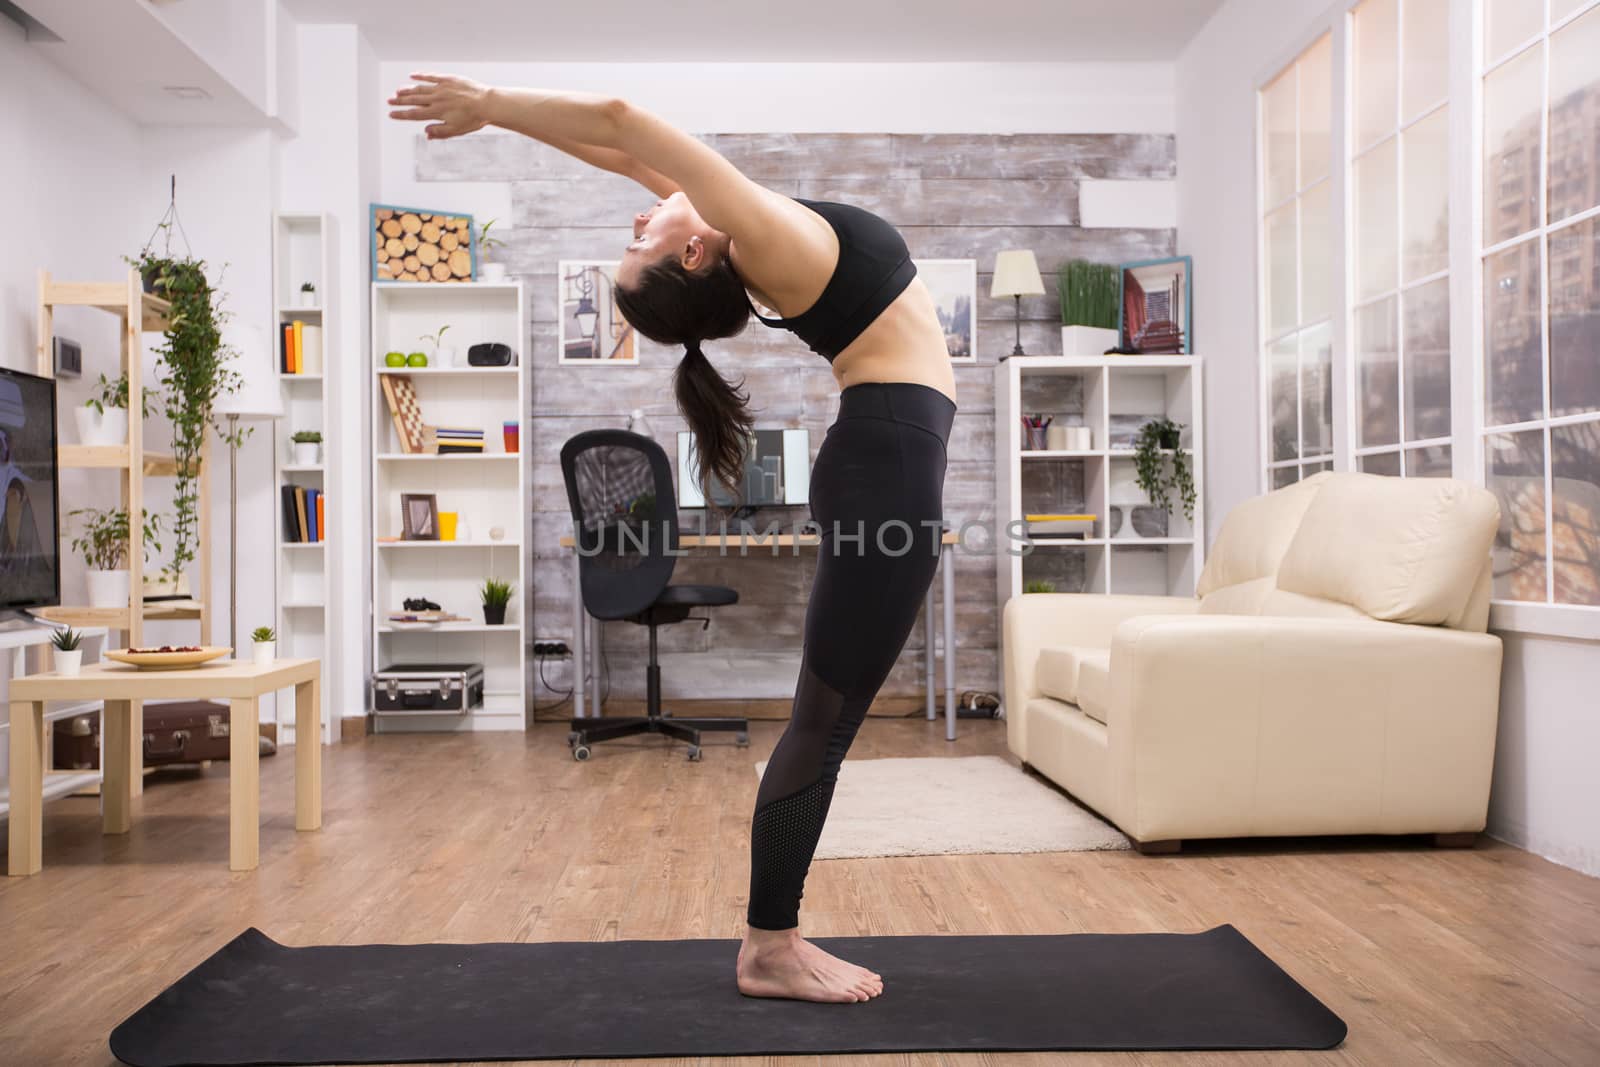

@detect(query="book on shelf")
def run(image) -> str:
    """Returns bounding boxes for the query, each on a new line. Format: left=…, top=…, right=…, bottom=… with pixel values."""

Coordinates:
left=281, top=484, right=299, bottom=542
left=300, top=324, right=323, bottom=375
left=316, top=492, right=325, bottom=542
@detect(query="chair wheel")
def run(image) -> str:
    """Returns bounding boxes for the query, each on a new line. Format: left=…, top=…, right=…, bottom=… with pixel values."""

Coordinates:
left=736, top=732, right=750, bottom=746
left=686, top=746, right=701, bottom=761
left=567, top=731, right=579, bottom=746
left=572, top=745, right=591, bottom=761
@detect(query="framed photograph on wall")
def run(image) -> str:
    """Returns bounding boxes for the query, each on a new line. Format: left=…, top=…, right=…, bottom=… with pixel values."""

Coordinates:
left=371, top=204, right=475, bottom=283
left=1118, top=255, right=1192, bottom=354
left=557, top=261, right=638, bottom=364
left=913, top=258, right=976, bottom=363
left=400, top=493, right=439, bottom=541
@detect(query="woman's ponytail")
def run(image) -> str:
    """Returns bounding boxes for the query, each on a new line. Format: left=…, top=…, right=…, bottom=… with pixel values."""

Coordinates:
left=675, top=339, right=754, bottom=509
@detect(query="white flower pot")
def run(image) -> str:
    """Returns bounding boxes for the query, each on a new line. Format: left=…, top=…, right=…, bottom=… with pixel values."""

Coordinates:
left=53, top=649, right=83, bottom=676
left=292, top=442, right=320, bottom=466
left=1060, top=325, right=1120, bottom=355
left=252, top=640, right=276, bottom=666
left=436, top=346, right=458, bottom=368
left=297, top=290, right=317, bottom=308
left=86, top=569, right=130, bottom=609
left=479, top=262, right=508, bottom=282
left=75, top=405, right=127, bottom=447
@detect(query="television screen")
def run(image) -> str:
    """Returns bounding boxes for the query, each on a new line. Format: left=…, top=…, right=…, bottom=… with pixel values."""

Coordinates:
left=677, top=428, right=810, bottom=509
left=0, top=367, right=60, bottom=611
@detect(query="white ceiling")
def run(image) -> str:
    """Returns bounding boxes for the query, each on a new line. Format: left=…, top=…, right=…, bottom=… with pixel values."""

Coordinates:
left=281, top=0, right=1225, bottom=62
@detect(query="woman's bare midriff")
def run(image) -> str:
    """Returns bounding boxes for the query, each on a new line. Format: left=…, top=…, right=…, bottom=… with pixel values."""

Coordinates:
left=828, top=277, right=957, bottom=405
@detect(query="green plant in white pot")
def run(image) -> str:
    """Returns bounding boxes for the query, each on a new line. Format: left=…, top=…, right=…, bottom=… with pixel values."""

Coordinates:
left=1058, top=259, right=1120, bottom=355
left=70, top=507, right=163, bottom=609
left=75, top=373, right=154, bottom=447
left=298, top=281, right=317, bottom=309
left=291, top=429, right=322, bottom=466
left=50, top=627, right=84, bottom=676
left=250, top=625, right=276, bottom=665
left=477, top=218, right=506, bottom=282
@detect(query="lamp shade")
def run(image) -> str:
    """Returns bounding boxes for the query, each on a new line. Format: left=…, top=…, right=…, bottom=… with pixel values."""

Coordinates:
left=214, top=322, right=283, bottom=420
left=990, top=249, right=1045, bottom=298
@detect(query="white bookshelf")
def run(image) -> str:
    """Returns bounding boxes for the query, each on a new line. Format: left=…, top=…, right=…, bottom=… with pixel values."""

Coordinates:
left=272, top=212, right=337, bottom=744
left=369, top=281, right=528, bottom=732
left=995, top=354, right=1205, bottom=615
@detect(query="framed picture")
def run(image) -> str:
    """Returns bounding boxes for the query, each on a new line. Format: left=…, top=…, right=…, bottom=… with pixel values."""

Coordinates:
left=913, top=258, right=976, bottom=362
left=401, top=493, right=439, bottom=541
left=371, top=204, right=476, bottom=283
left=1118, top=256, right=1192, bottom=354
left=557, top=261, right=638, bottom=364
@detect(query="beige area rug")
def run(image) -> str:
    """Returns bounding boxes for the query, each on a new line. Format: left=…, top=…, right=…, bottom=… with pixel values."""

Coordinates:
left=753, top=755, right=1130, bottom=859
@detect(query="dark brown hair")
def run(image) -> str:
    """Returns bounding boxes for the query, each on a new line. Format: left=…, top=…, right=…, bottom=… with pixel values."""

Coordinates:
left=614, top=254, right=754, bottom=509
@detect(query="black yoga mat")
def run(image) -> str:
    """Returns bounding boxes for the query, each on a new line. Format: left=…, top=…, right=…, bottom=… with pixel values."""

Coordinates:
left=111, top=925, right=1346, bottom=1065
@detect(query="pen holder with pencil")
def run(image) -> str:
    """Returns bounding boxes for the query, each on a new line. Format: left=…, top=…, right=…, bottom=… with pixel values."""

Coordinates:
left=1022, top=413, right=1053, bottom=451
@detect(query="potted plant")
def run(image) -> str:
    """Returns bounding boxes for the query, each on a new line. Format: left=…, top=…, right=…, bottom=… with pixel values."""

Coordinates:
left=75, top=373, right=146, bottom=447
left=50, top=627, right=84, bottom=676
left=250, top=625, right=276, bottom=665
left=480, top=577, right=513, bottom=625
left=1023, top=579, right=1057, bottom=594
left=421, top=324, right=455, bottom=368
left=291, top=430, right=322, bottom=466
left=298, top=281, right=317, bottom=308
left=1131, top=417, right=1196, bottom=533
left=477, top=218, right=506, bottom=282
left=70, top=507, right=163, bottom=608
left=1058, top=259, right=1120, bottom=354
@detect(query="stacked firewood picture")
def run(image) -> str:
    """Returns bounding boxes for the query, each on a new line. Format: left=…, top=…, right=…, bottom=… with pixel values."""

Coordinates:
left=373, top=206, right=475, bottom=282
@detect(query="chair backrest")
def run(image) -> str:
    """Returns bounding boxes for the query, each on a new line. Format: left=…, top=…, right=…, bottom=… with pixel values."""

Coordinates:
left=559, top=429, right=679, bottom=620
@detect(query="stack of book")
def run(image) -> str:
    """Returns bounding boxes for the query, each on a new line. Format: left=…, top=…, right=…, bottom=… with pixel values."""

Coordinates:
left=428, top=426, right=485, bottom=455
left=281, top=485, right=326, bottom=542
left=1025, top=513, right=1097, bottom=539
left=279, top=320, right=324, bottom=375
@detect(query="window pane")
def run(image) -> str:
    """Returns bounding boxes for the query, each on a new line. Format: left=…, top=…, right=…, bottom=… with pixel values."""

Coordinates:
left=1484, top=240, right=1544, bottom=427
left=1404, top=276, right=1453, bottom=441
left=1304, top=459, right=1334, bottom=476
left=1266, top=202, right=1298, bottom=338
left=1403, top=105, right=1451, bottom=282
left=1301, top=182, right=1332, bottom=324
left=1271, top=465, right=1300, bottom=489
left=1270, top=333, right=1300, bottom=463
left=1355, top=0, right=1399, bottom=150
left=1548, top=5, right=1600, bottom=225
left=1483, top=46, right=1543, bottom=247
left=1301, top=322, right=1333, bottom=458
left=1361, top=450, right=1403, bottom=475
left=1403, top=0, right=1450, bottom=119
left=1357, top=296, right=1401, bottom=447
left=1487, top=429, right=1549, bottom=601
left=1406, top=443, right=1453, bottom=477
left=1550, top=216, right=1600, bottom=419
left=1552, top=421, right=1600, bottom=605
left=1263, top=67, right=1298, bottom=205
left=1485, top=0, right=1542, bottom=64
left=1356, top=137, right=1399, bottom=300
left=1300, top=34, right=1333, bottom=186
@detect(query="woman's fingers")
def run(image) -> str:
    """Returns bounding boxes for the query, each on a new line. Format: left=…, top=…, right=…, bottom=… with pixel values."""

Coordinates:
left=389, top=106, right=439, bottom=122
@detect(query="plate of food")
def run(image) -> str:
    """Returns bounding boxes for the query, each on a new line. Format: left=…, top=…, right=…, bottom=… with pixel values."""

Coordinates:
left=104, top=646, right=233, bottom=671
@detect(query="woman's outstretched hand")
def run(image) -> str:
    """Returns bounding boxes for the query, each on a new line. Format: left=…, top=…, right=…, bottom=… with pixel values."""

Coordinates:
left=388, top=72, right=492, bottom=139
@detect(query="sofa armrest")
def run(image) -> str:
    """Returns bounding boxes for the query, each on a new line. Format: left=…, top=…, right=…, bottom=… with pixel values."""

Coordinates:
left=1105, top=615, right=1504, bottom=841
left=1001, top=593, right=1198, bottom=758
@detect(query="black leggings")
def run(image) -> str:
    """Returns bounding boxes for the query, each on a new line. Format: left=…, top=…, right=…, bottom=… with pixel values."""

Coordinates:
left=746, top=381, right=955, bottom=931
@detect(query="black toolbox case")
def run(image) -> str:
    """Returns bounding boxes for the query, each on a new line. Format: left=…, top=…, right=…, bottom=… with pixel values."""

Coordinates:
left=372, top=662, right=484, bottom=715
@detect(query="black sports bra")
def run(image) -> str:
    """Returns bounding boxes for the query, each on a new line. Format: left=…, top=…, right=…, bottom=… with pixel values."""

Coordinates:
left=743, top=197, right=917, bottom=363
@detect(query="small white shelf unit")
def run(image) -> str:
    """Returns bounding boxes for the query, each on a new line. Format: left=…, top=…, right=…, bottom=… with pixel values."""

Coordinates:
left=995, top=354, right=1205, bottom=614
left=369, top=281, right=528, bottom=732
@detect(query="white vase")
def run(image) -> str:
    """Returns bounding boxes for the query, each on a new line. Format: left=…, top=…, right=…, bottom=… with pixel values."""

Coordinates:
left=437, top=346, right=458, bottom=368
left=292, top=442, right=320, bottom=466
left=53, top=649, right=83, bottom=676
left=75, top=405, right=127, bottom=447
left=298, top=290, right=317, bottom=308
left=252, top=640, right=275, bottom=666
left=1060, top=325, right=1120, bottom=355
left=479, top=262, right=508, bottom=282
left=86, top=569, right=130, bottom=609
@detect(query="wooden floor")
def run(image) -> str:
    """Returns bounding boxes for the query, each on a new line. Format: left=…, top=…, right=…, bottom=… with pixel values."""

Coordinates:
left=2, top=716, right=1598, bottom=1067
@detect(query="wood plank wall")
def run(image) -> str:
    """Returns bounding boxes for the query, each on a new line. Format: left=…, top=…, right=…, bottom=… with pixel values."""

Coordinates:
left=414, top=131, right=1177, bottom=708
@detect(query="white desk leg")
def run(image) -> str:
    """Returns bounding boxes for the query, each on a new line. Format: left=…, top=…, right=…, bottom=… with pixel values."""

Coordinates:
left=572, top=550, right=584, bottom=720
left=943, top=541, right=957, bottom=742
left=924, top=582, right=936, bottom=720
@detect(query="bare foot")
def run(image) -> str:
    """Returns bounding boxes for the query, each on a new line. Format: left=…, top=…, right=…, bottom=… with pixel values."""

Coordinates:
left=736, top=929, right=884, bottom=1003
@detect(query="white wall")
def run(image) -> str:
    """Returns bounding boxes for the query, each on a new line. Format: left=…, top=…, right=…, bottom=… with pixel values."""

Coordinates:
left=1176, top=0, right=1600, bottom=878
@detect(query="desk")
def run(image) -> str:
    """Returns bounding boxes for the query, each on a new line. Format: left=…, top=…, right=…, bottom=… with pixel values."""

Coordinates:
left=8, top=658, right=322, bottom=876
left=558, top=531, right=961, bottom=740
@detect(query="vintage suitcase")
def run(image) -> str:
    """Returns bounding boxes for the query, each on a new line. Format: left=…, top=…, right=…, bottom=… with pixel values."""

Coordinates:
left=372, top=662, right=484, bottom=716
left=51, top=701, right=255, bottom=770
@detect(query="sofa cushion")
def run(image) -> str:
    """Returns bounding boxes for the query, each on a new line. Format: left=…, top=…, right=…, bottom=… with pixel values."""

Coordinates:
left=1036, top=645, right=1107, bottom=705
left=1196, top=471, right=1332, bottom=597
left=1076, top=653, right=1111, bottom=725
left=1199, top=575, right=1275, bottom=615
left=1276, top=473, right=1500, bottom=627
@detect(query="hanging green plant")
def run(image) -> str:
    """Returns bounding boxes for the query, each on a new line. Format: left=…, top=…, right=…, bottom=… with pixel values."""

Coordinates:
left=1132, top=417, right=1196, bottom=521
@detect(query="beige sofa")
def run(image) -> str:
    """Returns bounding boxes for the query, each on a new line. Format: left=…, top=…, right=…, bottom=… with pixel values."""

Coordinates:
left=1001, top=471, right=1504, bottom=852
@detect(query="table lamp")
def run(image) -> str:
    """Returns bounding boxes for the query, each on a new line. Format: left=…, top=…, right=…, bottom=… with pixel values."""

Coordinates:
left=991, top=249, right=1045, bottom=357
left=214, top=322, right=283, bottom=658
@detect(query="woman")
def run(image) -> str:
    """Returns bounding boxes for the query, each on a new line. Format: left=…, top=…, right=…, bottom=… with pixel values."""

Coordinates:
left=390, top=75, right=957, bottom=1005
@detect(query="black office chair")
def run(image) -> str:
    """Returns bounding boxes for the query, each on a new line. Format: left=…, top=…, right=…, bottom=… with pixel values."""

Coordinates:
left=559, top=429, right=749, bottom=762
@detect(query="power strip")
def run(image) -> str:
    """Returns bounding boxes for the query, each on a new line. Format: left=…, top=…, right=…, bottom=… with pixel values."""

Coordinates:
left=532, top=640, right=571, bottom=658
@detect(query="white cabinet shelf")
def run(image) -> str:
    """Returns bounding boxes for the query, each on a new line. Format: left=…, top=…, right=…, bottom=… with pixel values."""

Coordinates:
left=995, top=354, right=1205, bottom=609
left=371, top=280, right=528, bottom=733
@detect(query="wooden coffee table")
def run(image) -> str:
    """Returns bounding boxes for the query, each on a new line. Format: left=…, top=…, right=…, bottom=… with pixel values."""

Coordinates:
left=8, top=658, right=322, bottom=875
